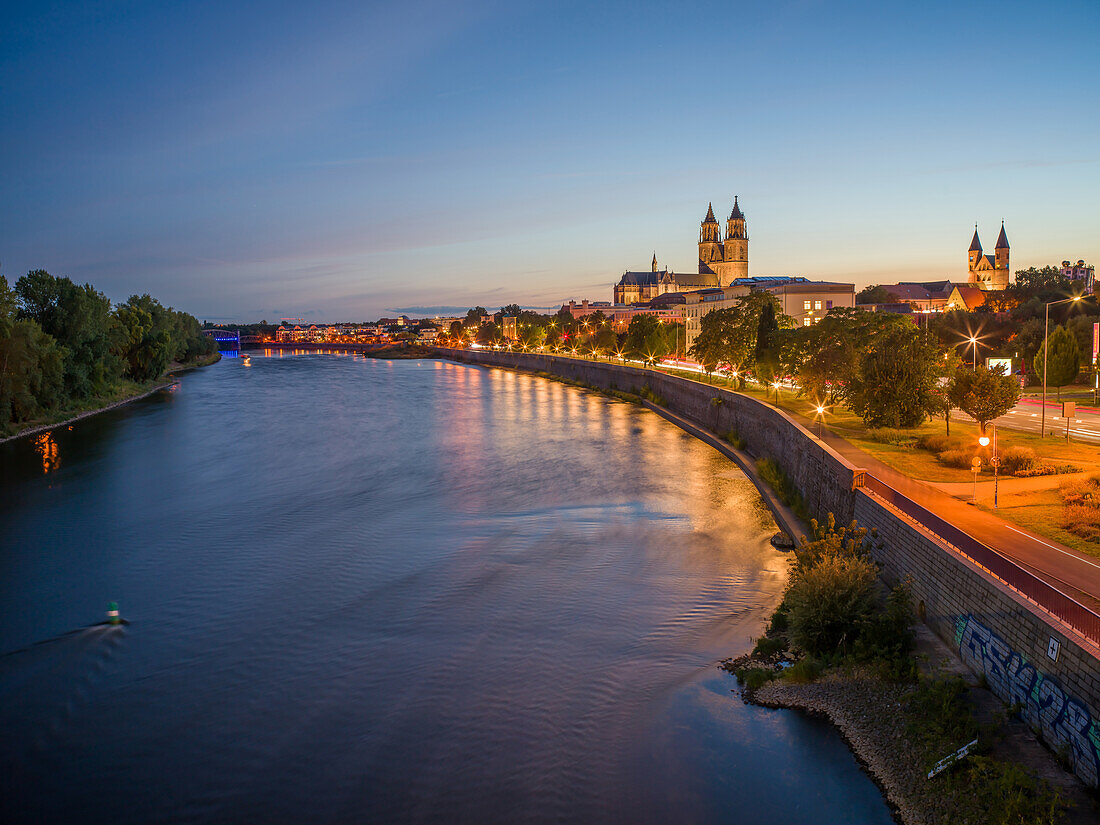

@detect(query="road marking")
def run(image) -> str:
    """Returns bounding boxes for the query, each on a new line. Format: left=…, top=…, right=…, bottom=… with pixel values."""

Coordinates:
left=1004, top=525, right=1100, bottom=571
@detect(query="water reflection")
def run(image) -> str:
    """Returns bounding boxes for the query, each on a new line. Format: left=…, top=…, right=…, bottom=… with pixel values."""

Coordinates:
left=32, top=432, right=59, bottom=474
left=0, top=353, right=893, bottom=825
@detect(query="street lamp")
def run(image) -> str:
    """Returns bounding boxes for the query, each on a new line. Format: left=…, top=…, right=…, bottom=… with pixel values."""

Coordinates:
left=979, top=424, right=999, bottom=509
left=968, top=335, right=979, bottom=369
left=1041, top=295, right=1083, bottom=437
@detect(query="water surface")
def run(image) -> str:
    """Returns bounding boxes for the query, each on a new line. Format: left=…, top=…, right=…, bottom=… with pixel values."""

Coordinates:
left=0, top=353, right=893, bottom=824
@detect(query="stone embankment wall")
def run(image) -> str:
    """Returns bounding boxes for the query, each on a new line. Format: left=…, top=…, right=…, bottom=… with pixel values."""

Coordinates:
left=439, top=348, right=1100, bottom=787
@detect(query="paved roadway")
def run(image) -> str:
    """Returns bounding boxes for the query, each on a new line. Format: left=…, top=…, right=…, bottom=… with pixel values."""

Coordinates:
left=814, top=426, right=1100, bottom=614
left=958, top=397, right=1100, bottom=444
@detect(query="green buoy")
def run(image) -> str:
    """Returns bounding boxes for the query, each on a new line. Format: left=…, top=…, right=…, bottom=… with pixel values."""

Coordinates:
left=107, top=601, right=120, bottom=625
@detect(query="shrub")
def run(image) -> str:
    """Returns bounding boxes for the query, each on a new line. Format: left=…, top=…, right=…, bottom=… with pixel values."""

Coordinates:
left=905, top=677, right=978, bottom=752
left=853, top=580, right=917, bottom=681
left=1015, top=463, right=1066, bottom=477
left=866, top=427, right=918, bottom=447
left=1063, top=505, right=1100, bottom=541
left=768, top=602, right=789, bottom=633
left=752, top=635, right=788, bottom=658
left=917, top=433, right=961, bottom=453
left=785, top=552, right=878, bottom=657
left=756, top=457, right=809, bottom=521
left=725, top=429, right=747, bottom=450
left=783, top=658, right=823, bottom=684
left=735, top=667, right=777, bottom=691
left=999, top=446, right=1037, bottom=476
left=938, top=448, right=976, bottom=469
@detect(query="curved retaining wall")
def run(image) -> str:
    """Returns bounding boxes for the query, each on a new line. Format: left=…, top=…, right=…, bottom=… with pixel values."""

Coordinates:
left=439, top=348, right=1100, bottom=787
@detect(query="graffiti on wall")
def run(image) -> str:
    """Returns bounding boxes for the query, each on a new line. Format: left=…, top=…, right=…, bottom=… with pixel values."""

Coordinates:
left=955, top=614, right=1100, bottom=787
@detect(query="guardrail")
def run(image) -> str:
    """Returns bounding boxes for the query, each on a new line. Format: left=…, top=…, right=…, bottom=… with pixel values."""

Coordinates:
left=863, top=474, right=1100, bottom=645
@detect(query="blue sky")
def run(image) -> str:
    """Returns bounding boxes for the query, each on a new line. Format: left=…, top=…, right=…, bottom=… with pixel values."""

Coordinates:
left=2, top=0, right=1098, bottom=322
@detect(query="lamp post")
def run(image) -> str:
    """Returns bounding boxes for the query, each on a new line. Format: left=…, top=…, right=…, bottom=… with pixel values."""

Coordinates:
left=1041, top=296, right=1083, bottom=437
left=979, top=424, right=999, bottom=509
left=968, top=336, right=978, bottom=369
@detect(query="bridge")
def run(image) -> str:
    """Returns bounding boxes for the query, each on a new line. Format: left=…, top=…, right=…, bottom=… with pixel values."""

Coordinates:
left=202, top=329, right=240, bottom=348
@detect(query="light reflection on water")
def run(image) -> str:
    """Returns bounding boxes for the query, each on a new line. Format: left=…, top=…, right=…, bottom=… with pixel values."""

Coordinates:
left=0, top=353, right=894, bottom=825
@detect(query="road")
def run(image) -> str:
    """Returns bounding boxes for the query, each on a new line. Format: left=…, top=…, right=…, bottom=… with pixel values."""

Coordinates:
left=955, top=397, right=1100, bottom=443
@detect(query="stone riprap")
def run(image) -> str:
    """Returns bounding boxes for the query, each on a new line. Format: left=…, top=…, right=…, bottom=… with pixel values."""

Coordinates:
left=438, top=348, right=1100, bottom=788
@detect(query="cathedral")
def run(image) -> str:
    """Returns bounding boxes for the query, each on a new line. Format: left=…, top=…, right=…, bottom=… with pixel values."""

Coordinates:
left=613, top=197, right=750, bottom=304
left=967, top=222, right=1010, bottom=291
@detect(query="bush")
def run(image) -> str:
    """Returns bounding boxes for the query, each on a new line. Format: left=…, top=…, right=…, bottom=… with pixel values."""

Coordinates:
left=725, top=429, right=747, bottom=450
left=1015, top=463, right=1066, bottom=477
left=938, top=448, right=976, bottom=469
left=866, top=427, right=918, bottom=447
left=917, top=433, right=961, bottom=453
left=1063, top=505, right=1100, bottom=541
left=783, top=658, right=823, bottom=684
left=905, top=677, right=978, bottom=752
left=752, top=635, right=788, bottom=658
left=756, top=457, right=808, bottom=521
left=785, top=552, right=878, bottom=656
left=853, top=580, right=917, bottom=681
left=736, top=667, right=777, bottom=691
left=999, top=446, right=1037, bottom=476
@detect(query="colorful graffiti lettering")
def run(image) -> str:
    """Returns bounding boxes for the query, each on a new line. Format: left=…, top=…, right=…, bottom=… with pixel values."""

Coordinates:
left=955, top=614, right=1100, bottom=787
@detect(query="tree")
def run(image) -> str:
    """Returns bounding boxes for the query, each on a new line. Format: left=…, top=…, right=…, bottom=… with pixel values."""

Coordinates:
left=947, top=366, right=1021, bottom=429
left=475, top=323, right=502, bottom=345
left=115, top=301, right=171, bottom=381
left=1033, top=325, right=1081, bottom=399
left=625, top=315, right=669, bottom=364
left=688, top=291, right=785, bottom=380
left=845, top=324, right=942, bottom=428
left=501, top=303, right=522, bottom=317
left=787, top=309, right=913, bottom=405
left=448, top=320, right=464, bottom=338
left=16, top=270, right=119, bottom=399
left=855, top=284, right=897, bottom=305
left=465, top=306, right=487, bottom=327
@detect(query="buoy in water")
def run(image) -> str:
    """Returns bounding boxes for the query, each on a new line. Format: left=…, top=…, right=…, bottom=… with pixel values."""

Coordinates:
left=107, top=601, right=121, bottom=625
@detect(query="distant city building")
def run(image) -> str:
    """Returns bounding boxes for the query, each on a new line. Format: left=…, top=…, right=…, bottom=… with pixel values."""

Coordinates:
left=613, top=197, right=750, bottom=304
left=967, top=223, right=1010, bottom=291
left=727, top=277, right=854, bottom=327
left=502, top=316, right=518, bottom=341
left=873, top=281, right=959, bottom=313
left=561, top=300, right=613, bottom=319
left=945, top=285, right=987, bottom=312
left=677, top=286, right=749, bottom=349
left=1061, top=260, right=1095, bottom=291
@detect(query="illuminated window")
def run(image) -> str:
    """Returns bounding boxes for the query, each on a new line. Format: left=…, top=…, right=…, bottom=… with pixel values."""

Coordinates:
left=803, top=318, right=811, bottom=326
left=803, top=300, right=811, bottom=310
left=814, top=300, right=822, bottom=310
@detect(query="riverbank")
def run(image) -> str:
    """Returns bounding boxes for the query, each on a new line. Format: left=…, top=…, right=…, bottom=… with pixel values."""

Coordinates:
left=726, top=628, right=1098, bottom=825
left=0, top=352, right=221, bottom=445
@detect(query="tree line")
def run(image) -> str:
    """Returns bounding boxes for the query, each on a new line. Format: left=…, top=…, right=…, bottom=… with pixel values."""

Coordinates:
left=0, top=269, right=216, bottom=435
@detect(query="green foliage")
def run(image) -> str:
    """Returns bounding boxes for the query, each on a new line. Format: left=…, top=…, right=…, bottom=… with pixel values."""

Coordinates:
left=625, top=314, right=670, bottom=364
left=0, top=271, right=210, bottom=435
left=751, top=635, right=788, bottom=658
left=845, top=323, right=943, bottom=428
left=464, top=306, right=487, bottom=327
left=724, top=429, right=747, bottom=450
left=735, top=666, right=778, bottom=691
left=475, top=323, right=502, bottom=344
left=782, top=658, right=823, bottom=684
left=960, top=757, right=1065, bottom=825
left=1033, top=325, right=1081, bottom=395
left=917, top=433, right=961, bottom=453
left=16, top=269, right=119, bottom=399
left=905, top=677, right=979, bottom=753
left=855, top=284, right=898, bottom=305
left=755, top=457, right=808, bottom=520
left=785, top=551, right=878, bottom=656
left=853, top=580, right=917, bottom=680
left=689, top=291, right=786, bottom=378
left=787, top=309, right=916, bottom=406
left=1000, top=446, right=1037, bottom=475
left=947, top=366, right=1021, bottom=427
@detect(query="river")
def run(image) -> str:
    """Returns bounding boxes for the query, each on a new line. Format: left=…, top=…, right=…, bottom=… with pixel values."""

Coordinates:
left=0, top=352, right=894, bottom=824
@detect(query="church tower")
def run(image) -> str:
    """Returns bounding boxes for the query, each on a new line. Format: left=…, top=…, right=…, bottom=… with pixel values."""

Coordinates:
left=994, top=222, right=1010, bottom=290
left=698, top=203, right=722, bottom=275
left=968, top=226, right=983, bottom=280
left=652, top=252, right=659, bottom=272
left=723, top=196, right=748, bottom=282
